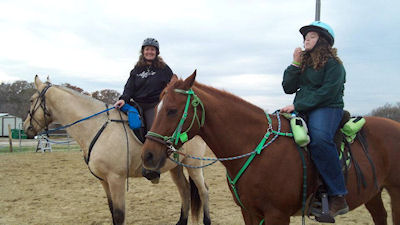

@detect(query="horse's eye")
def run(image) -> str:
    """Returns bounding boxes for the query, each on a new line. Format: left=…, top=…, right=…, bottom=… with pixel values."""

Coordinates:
left=167, top=109, right=177, bottom=116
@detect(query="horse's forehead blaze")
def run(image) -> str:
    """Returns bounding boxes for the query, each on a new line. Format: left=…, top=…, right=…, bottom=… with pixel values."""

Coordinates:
left=157, top=99, right=164, bottom=114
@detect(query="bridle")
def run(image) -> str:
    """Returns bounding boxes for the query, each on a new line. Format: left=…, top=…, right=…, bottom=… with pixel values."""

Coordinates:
left=27, top=83, right=52, bottom=134
left=145, top=88, right=205, bottom=155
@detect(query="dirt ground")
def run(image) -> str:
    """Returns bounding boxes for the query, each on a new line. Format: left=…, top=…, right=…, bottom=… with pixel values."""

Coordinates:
left=0, top=150, right=393, bottom=225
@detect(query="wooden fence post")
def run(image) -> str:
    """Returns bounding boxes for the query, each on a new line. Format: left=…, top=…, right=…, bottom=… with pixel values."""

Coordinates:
left=8, top=124, right=13, bottom=152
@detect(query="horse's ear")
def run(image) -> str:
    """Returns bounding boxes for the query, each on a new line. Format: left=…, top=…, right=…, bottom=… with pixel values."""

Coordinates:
left=34, top=75, right=44, bottom=91
left=170, top=74, right=178, bottom=83
left=183, top=70, right=196, bottom=89
left=46, top=76, right=51, bottom=83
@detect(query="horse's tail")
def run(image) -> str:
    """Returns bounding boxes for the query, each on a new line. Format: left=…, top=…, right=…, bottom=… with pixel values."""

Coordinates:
left=189, top=176, right=201, bottom=222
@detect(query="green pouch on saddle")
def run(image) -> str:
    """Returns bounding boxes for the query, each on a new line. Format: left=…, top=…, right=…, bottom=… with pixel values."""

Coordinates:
left=341, top=116, right=366, bottom=143
left=290, top=116, right=310, bottom=147
left=281, top=113, right=310, bottom=147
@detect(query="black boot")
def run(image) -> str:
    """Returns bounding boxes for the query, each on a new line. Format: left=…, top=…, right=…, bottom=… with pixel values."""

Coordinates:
left=329, top=195, right=349, bottom=217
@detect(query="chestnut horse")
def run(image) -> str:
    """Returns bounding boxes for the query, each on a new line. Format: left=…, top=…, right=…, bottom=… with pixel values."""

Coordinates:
left=142, top=71, right=400, bottom=225
left=23, top=76, right=211, bottom=225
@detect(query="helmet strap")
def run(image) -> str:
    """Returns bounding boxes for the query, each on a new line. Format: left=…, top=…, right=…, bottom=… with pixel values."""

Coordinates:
left=307, top=38, right=321, bottom=53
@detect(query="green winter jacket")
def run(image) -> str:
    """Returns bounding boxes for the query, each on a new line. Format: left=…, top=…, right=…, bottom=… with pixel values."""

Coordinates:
left=282, top=58, right=346, bottom=112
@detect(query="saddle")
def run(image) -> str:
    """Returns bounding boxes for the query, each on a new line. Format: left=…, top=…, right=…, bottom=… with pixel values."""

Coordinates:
left=120, top=101, right=147, bottom=143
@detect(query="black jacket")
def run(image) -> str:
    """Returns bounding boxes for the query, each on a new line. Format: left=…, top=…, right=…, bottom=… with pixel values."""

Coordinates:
left=120, top=64, right=173, bottom=104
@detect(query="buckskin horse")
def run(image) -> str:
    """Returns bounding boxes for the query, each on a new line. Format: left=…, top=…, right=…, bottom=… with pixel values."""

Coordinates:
left=23, top=76, right=212, bottom=225
left=141, top=71, right=400, bottom=225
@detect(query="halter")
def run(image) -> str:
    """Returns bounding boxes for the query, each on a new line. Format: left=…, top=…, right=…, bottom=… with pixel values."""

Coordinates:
left=146, top=88, right=205, bottom=153
left=27, top=83, right=52, bottom=134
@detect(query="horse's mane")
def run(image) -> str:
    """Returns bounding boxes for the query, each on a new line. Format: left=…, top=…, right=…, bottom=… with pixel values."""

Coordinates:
left=56, top=85, right=105, bottom=106
left=193, top=81, right=264, bottom=112
left=163, top=76, right=265, bottom=113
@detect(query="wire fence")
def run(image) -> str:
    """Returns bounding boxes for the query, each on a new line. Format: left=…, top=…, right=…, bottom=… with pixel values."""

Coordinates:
left=0, top=123, right=80, bottom=153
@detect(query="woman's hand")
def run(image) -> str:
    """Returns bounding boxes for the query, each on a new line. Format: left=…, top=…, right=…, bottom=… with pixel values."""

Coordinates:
left=293, top=47, right=302, bottom=63
left=280, top=104, right=295, bottom=113
left=114, top=99, right=125, bottom=109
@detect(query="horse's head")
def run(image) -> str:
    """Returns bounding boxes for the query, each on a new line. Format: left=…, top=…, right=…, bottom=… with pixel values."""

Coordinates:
left=23, top=75, right=53, bottom=138
left=142, top=70, right=204, bottom=170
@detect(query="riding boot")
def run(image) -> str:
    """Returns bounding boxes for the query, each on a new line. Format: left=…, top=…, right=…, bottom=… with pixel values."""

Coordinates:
left=329, top=195, right=349, bottom=217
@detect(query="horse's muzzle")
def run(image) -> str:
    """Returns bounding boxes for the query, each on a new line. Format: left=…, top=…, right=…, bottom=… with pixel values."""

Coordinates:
left=142, top=149, right=166, bottom=170
left=24, top=125, right=36, bottom=139
left=142, top=167, right=161, bottom=181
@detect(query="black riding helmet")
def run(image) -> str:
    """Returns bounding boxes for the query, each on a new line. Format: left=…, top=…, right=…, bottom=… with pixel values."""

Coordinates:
left=142, top=38, right=160, bottom=54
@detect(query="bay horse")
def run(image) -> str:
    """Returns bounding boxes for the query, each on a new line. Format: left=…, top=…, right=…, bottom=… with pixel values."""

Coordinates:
left=23, top=76, right=212, bottom=225
left=142, top=71, right=400, bottom=225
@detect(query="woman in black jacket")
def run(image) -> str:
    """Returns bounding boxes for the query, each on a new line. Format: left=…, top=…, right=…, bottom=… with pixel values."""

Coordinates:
left=114, top=38, right=173, bottom=130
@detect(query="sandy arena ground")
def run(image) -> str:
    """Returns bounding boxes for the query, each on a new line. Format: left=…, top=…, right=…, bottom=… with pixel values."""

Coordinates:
left=0, top=149, right=393, bottom=225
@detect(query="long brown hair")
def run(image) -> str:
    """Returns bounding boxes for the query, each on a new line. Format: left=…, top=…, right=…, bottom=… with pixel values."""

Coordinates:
left=135, top=50, right=166, bottom=69
left=300, top=36, right=342, bottom=73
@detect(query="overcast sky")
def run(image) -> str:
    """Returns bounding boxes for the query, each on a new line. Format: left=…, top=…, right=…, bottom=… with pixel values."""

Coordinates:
left=0, top=0, right=399, bottom=114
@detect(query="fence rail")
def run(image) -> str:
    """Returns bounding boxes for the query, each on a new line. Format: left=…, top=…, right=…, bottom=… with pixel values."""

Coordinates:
left=1, top=123, right=79, bottom=153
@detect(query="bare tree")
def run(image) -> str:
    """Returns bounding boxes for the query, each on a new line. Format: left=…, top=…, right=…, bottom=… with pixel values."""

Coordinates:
left=62, top=83, right=90, bottom=95
left=0, top=81, right=35, bottom=119
left=1, top=80, right=121, bottom=120
left=370, top=102, right=400, bottom=122
left=91, top=89, right=121, bottom=105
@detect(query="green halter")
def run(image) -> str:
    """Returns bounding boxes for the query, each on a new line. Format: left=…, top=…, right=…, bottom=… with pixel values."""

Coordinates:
left=146, top=88, right=205, bottom=147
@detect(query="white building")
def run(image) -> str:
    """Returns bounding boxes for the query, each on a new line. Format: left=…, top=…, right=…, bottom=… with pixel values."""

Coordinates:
left=0, top=113, right=23, bottom=137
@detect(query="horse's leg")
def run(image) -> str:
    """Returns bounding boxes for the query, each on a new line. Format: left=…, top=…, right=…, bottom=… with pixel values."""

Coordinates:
left=101, top=180, right=114, bottom=220
left=108, top=175, right=126, bottom=225
left=386, top=186, right=400, bottom=225
left=364, top=190, right=388, bottom=225
left=187, top=167, right=211, bottom=225
left=240, top=209, right=270, bottom=225
left=170, top=166, right=190, bottom=225
left=240, top=209, right=256, bottom=225
left=262, top=210, right=290, bottom=225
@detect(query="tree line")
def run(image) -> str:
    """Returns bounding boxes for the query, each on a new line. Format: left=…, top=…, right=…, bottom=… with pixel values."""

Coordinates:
left=1, top=80, right=399, bottom=123
left=0, top=80, right=120, bottom=120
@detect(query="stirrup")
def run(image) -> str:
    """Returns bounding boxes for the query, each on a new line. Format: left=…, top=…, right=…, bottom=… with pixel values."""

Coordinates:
left=307, top=192, right=335, bottom=223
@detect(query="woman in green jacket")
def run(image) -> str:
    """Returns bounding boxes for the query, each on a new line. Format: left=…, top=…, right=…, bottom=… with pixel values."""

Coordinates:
left=281, top=21, right=348, bottom=218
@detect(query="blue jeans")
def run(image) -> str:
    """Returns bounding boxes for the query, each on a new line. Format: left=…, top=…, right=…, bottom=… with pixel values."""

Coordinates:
left=307, top=107, right=348, bottom=196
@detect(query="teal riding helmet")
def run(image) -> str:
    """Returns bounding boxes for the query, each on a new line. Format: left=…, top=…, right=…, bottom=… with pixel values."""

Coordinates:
left=300, top=21, right=335, bottom=46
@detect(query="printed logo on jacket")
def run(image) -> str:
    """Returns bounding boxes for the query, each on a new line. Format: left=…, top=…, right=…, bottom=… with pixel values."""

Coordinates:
left=137, top=70, right=156, bottom=78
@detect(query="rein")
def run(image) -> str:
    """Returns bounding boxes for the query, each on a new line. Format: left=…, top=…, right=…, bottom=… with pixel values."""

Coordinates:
left=40, top=106, right=116, bottom=136
left=28, top=83, right=117, bottom=135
